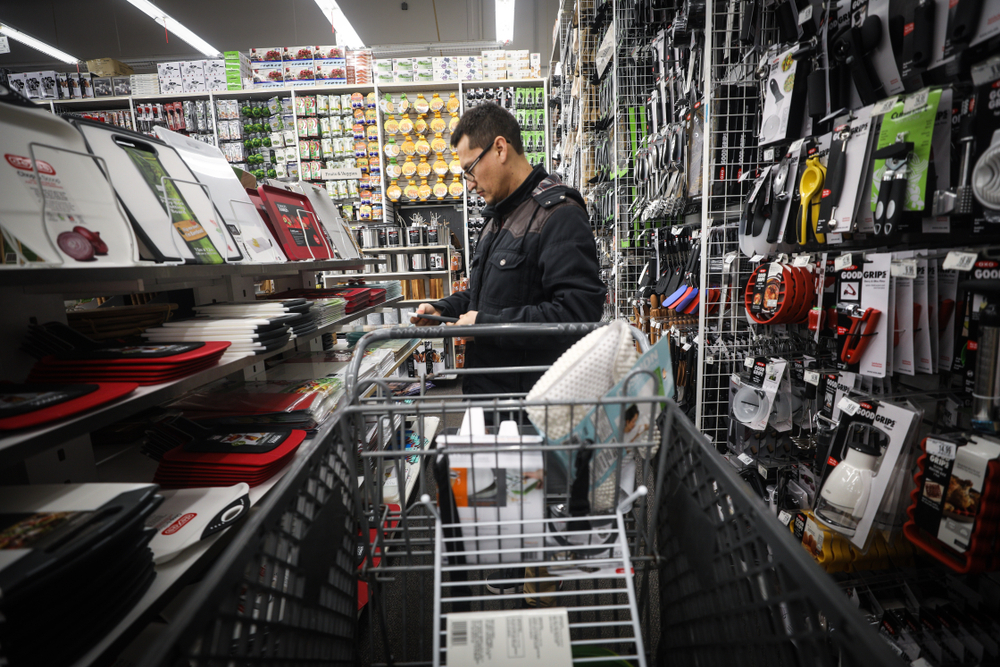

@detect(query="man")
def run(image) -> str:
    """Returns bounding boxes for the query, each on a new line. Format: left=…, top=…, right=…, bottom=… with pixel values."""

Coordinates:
left=410, top=103, right=606, bottom=396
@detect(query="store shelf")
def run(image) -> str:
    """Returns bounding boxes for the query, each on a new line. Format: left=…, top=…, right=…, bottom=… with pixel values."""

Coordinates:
left=41, top=97, right=132, bottom=107
left=377, top=81, right=465, bottom=93
left=0, top=295, right=402, bottom=468
left=212, top=83, right=376, bottom=97
left=362, top=246, right=450, bottom=254
left=327, top=270, right=450, bottom=280
left=68, top=407, right=339, bottom=667
left=0, top=258, right=365, bottom=292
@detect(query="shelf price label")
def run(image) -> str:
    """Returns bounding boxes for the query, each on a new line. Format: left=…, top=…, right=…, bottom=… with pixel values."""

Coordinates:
left=942, top=251, right=978, bottom=272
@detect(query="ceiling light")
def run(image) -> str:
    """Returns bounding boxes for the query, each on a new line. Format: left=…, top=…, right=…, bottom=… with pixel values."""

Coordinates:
left=123, top=0, right=221, bottom=57
left=0, top=22, right=80, bottom=64
left=495, top=0, right=515, bottom=44
left=314, top=0, right=365, bottom=49
left=368, top=40, right=502, bottom=56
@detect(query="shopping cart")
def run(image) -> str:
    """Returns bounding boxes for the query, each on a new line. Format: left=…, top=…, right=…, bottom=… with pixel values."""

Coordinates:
left=140, top=322, right=905, bottom=667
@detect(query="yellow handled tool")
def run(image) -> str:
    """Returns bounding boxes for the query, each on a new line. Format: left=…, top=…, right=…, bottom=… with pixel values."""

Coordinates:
left=798, top=156, right=827, bottom=245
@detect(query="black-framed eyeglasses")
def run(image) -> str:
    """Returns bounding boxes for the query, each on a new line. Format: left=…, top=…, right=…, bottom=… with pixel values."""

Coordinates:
left=460, top=142, right=494, bottom=182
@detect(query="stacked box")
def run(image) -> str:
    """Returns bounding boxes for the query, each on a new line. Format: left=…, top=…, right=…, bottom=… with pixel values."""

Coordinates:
left=482, top=50, right=507, bottom=81
left=249, top=47, right=283, bottom=62
left=457, top=55, right=482, bottom=81
left=157, top=62, right=183, bottom=95
left=251, top=61, right=284, bottom=89
left=530, top=53, right=541, bottom=78
left=375, top=59, right=394, bottom=84
left=180, top=60, right=206, bottom=93
left=414, top=56, right=433, bottom=83
left=130, top=73, right=160, bottom=95
left=203, top=59, right=227, bottom=91
left=282, top=46, right=315, bottom=87
left=507, top=49, right=531, bottom=80
left=224, top=51, right=251, bottom=91
left=347, top=48, right=373, bottom=84
left=393, top=57, right=414, bottom=83
left=314, top=45, right=346, bottom=86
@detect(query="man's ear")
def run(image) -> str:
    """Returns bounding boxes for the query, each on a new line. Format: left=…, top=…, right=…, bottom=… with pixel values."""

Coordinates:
left=495, top=136, right=509, bottom=164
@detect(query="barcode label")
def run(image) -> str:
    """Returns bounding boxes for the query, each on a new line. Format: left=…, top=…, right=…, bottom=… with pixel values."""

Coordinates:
left=447, top=609, right=572, bottom=665
left=451, top=620, right=468, bottom=646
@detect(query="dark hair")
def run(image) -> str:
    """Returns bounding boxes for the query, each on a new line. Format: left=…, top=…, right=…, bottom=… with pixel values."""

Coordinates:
left=625, top=405, right=639, bottom=422
left=450, top=102, right=524, bottom=155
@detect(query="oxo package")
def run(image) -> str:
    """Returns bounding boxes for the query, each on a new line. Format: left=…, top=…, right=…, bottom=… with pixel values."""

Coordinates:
left=71, top=120, right=243, bottom=264
left=145, top=483, right=250, bottom=563
left=0, top=93, right=140, bottom=268
left=153, top=127, right=286, bottom=264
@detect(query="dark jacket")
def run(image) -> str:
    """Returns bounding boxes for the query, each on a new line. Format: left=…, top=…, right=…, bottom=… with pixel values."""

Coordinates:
left=432, top=166, right=606, bottom=395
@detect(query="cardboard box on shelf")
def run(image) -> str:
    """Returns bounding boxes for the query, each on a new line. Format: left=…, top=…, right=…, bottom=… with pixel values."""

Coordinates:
left=180, top=60, right=204, bottom=80
left=377, top=71, right=395, bottom=84
left=415, top=71, right=434, bottom=82
left=283, top=46, right=315, bottom=62
left=112, top=76, right=131, bottom=96
left=92, top=76, right=114, bottom=98
left=249, top=47, right=282, bottom=62
left=76, top=73, right=92, bottom=98
left=6, top=72, right=27, bottom=98
left=376, top=59, right=393, bottom=75
left=86, top=57, right=134, bottom=77
left=251, top=61, right=284, bottom=88
left=393, top=58, right=414, bottom=73
left=313, top=45, right=344, bottom=59
left=315, top=59, right=347, bottom=86
left=130, top=73, right=160, bottom=95
left=283, top=63, right=315, bottom=87
left=393, top=71, right=415, bottom=83
left=56, top=72, right=69, bottom=99
left=182, top=74, right=207, bottom=93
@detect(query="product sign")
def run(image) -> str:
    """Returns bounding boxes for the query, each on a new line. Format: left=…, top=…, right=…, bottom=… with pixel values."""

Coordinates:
left=0, top=36, right=9, bottom=55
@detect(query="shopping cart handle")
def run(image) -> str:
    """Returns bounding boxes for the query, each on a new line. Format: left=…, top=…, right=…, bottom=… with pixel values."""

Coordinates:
left=345, top=322, right=649, bottom=400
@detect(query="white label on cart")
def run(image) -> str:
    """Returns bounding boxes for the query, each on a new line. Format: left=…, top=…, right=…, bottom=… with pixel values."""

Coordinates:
left=447, top=608, right=573, bottom=666
left=738, top=453, right=754, bottom=466
left=942, top=251, right=977, bottom=272
left=837, top=397, right=860, bottom=416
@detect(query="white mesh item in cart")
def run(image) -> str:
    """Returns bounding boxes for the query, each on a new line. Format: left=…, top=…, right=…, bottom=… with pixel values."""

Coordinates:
left=525, top=321, right=638, bottom=442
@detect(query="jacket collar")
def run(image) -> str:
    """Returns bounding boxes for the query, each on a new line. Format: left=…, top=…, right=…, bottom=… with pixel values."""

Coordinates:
left=482, top=164, right=549, bottom=220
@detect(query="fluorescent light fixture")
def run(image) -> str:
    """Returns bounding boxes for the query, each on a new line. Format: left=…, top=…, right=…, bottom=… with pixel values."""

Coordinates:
left=495, top=0, right=515, bottom=44
left=124, top=0, right=221, bottom=57
left=0, top=22, right=80, bottom=64
left=314, top=0, right=365, bottom=49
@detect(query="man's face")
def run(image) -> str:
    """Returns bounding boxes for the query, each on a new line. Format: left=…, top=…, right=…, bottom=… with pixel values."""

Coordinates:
left=456, top=134, right=502, bottom=205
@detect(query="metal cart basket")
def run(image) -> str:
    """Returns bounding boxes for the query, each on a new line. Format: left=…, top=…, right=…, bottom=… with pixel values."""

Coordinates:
left=139, top=322, right=905, bottom=667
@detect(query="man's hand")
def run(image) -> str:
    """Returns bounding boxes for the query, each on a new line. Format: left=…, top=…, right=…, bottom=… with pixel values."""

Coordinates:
left=455, top=310, right=478, bottom=326
left=410, top=303, right=441, bottom=325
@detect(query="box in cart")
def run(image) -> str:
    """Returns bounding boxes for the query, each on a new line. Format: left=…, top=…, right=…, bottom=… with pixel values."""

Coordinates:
left=439, top=411, right=545, bottom=564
